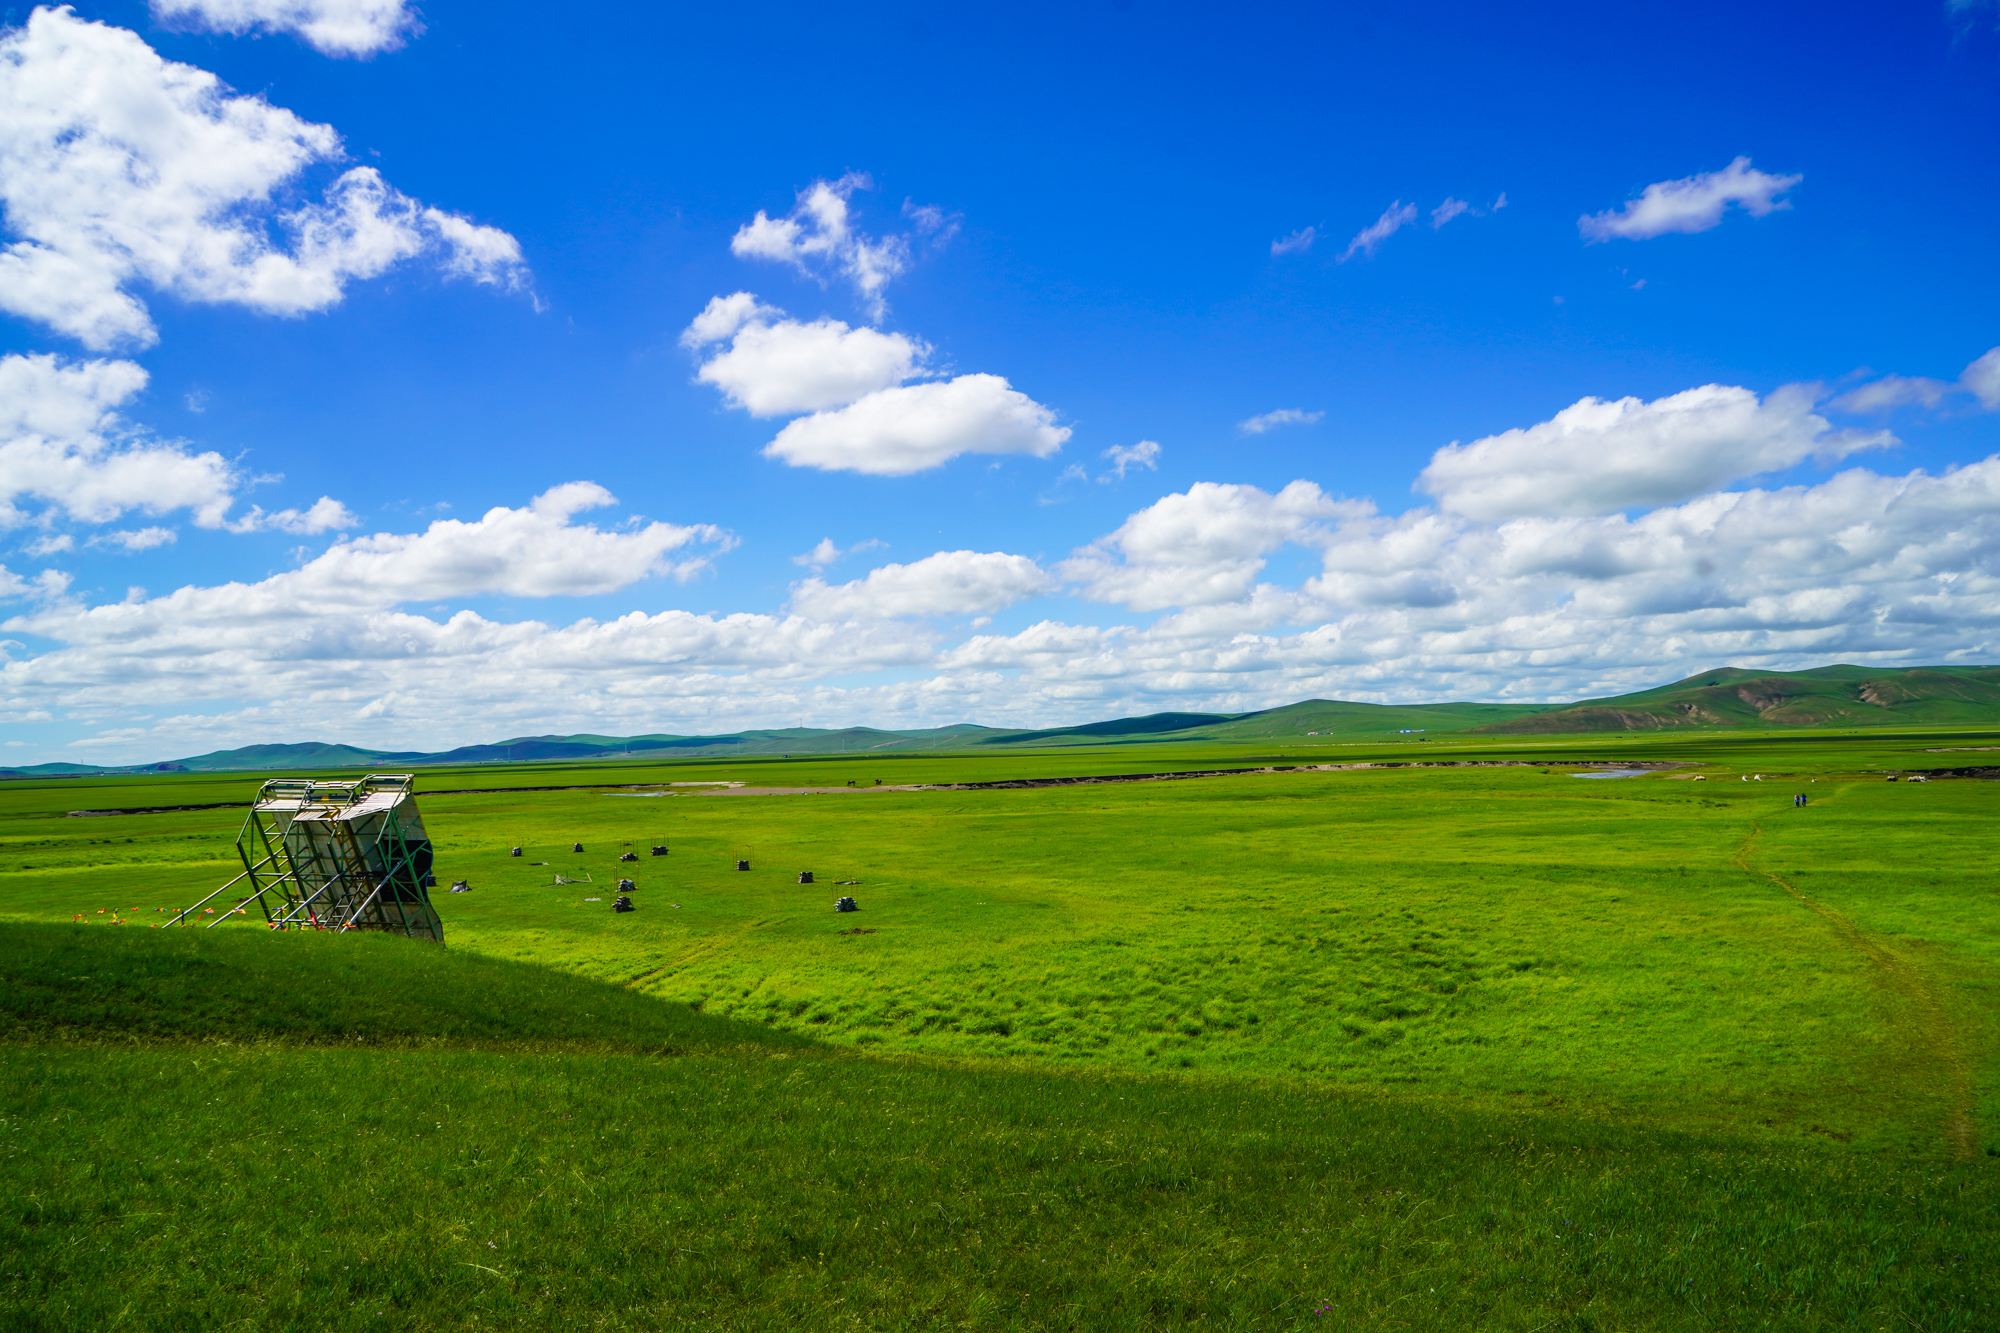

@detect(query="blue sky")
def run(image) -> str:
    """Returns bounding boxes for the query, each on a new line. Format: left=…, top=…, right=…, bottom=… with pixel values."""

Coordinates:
left=3, top=0, right=1999, bottom=763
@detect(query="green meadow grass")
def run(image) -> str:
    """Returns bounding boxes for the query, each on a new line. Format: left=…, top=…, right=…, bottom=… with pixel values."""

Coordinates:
left=2, top=731, right=1997, bottom=1327
left=4, top=927, right=1996, bottom=1331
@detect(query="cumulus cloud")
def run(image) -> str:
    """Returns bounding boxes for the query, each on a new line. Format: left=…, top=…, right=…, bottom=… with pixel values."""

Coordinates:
left=422, top=208, right=533, bottom=293
left=0, top=352, right=348, bottom=534
left=1417, top=384, right=1891, bottom=520
left=1832, top=375, right=1954, bottom=414
left=259, top=483, right=727, bottom=602
left=1270, top=226, right=1316, bottom=257
left=680, top=292, right=780, bottom=349
left=794, top=538, right=841, bottom=570
left=0, top=7, right=529, bottom=349
left=10, top=444, right=2000, bottom=762
left=224, top=497, right=357, bottom=535
left=0, top=353, right=228, bottom=528
left=791, top=550, right=1049, bottom=620
left=1964, top=347, right=2000, bottom=409
left=1580, top=157, right=1802, bottom=242
left=9, top=483, right=728, bottom=661
left=0, top=563, right=70, bottom=602
left=150, top=0, right=417, bottom=55
left=764, top=374, right=1069, bottom=475
left=24, top=533, right=73, bottom=557
left=91, top=526, right=176, bottom=552
left=731, top=174, right=920, bottom=319
left=1239, top=408, right=1324, bottom=435
left=1340, top=201, right=1418, bottom=261
left=685, top=300, right=927, bottom=416
left=792, top=536, right=886, bottom=569
left=1102, top=440, right=1161, bottom=480
left=1063, top=480, right=1357, bottom=611
left=1827, top=346, right=2000, bottom=416
left=696, top=183, right=1064, bottom=474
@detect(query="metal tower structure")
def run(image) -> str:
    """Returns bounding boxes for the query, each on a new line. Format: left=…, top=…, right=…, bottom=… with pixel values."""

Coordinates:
left=166, top=774, right=445, bottom=942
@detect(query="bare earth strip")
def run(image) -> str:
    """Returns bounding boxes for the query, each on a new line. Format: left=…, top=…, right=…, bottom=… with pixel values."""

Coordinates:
left=695, top=759, right=1683, bottom=797
left=1732, top=819, right=1978, bottom=1161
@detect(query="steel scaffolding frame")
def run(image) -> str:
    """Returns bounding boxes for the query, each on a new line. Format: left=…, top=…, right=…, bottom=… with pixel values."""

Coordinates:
left=166, top=774, right=443, bottom=942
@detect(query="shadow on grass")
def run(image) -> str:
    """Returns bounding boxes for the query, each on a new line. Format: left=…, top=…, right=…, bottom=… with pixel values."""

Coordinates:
left=0, top=921, right=804, bottom=1054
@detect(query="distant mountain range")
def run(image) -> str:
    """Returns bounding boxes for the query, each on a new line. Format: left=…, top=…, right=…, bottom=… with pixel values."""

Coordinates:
left=9, top=664, right=1999, bottom=777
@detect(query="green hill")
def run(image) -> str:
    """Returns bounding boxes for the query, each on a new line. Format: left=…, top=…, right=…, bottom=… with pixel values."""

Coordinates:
left=10, top=664, right=2000, bottom=777
left=1479, top=664, right=2000, bottom=734
left=979, top=699, right=1547, bottom=747
left=1205, top=698, right=1549, bottom=739
left=170, top=741, right=418, bottom=771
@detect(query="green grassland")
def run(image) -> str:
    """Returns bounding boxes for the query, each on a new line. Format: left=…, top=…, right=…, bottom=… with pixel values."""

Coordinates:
left=3, top=730, right=1998, bottom=1327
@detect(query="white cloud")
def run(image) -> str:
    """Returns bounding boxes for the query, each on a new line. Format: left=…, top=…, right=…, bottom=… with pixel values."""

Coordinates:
left=1580, top=157, right=1802, bottom=242
left=795, top=537, right=841, bottom=570
left=698, top=186, right=1063, bottom=473
left=422, top=208, right=533, bottom=293
left=24, top=533, right=74, bottom=557
left=0, top=565, right=69, bottom=604
left=92, top=526, right=177, bottom=552
left=150, top=0, right=417, bottom=56
left=680, top=292, right=780, bottom=349
left=1102, top=440, right=1160, bottom=480
left=1063, top=480, right=1356, bottom=611
left=764, top=374, right=1069, bottom=475
left=1963, top=347, right=2000, bottom=409
left=9, top=444, right=2000, bottom=762
left=1239, top=408, right=1323, bottom=435
left=10, top=483, right=728, bottom=652
left=1270, top=226, right=1316, bottom=257
left=1832, top=375, right=1953, bottom=414
left=1418, top=384, right=1891, bottom=520
left=258, top=483, right=727, bottom=602
left=792, top=536, right=885, bottom=570
left=901, top=200, right=961, bottom=244
left=0, top=564, right=70, bottom=602
left=0, top=8, right=528, bottom=349
left=0, top=352, right=147, bottom=441
left=0, top=352, right=349, bottom=535
left=1340, top=201, right=1417, bottom=261
left=225, top=496, right=357, bottom=534
left=791, top=550, right=1049, bottom=619
left=687, top=304, right=927, bottom=417
left=1825, top=346, right=2000, bottom=416
left=731, top=174, right=915, bottom=319
left=0, top=353, right=233, bottom=528
left=1431, top=198, right=1471, bottom=228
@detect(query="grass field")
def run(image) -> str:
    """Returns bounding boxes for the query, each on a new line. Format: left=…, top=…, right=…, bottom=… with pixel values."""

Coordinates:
left=3, top=730, right=1998, bottom=1327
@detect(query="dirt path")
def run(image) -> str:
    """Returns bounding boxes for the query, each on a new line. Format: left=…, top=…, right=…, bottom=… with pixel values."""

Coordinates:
left=691, top=759, right=1683, bottom=797
left=57, top=759, right=1684, bottom=815
left=1731, top=817, right=1977, bottom=1161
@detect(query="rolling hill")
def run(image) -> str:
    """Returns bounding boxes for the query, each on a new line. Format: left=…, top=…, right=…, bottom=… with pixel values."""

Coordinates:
left=1477, top=664, right=2000, bottom=734
left=6, top=663, right=1998, bottom=777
